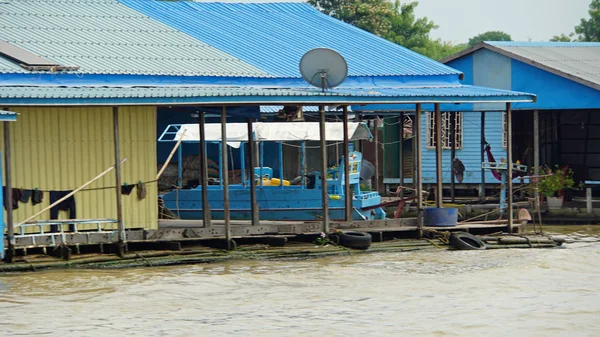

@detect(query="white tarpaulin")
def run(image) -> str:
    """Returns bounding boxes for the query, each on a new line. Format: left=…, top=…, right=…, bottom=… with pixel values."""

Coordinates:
left=174, top=122, right=372, bottom=147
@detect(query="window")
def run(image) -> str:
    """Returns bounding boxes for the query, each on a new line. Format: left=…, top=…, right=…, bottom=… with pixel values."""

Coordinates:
left=502, top=111, right=507, bottom=149
left=426, top=112, right=462, bottom=149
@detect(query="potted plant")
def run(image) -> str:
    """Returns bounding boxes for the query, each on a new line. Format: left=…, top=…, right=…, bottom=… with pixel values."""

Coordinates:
left=538, top=165, right=579, bottom=209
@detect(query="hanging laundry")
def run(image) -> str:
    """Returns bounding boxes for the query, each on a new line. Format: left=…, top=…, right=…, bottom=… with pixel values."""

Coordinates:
left=20, top=189, right=32, bottom=203
left=3, top=187, right=21, bottom=210
left=32, top=189, right=44, bottom=206
left=49, top=190, right=76, bottom=232
left=121, top=184, right=135, bottom=195
left=137, top=181, right=147, bottom=200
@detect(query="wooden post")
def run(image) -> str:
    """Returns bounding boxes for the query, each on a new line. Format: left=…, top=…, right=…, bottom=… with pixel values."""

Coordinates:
left=343, top=105, right=351, bottom=222
left=3, top=114, right=14, bottom=263
left=480, top=112, right=486, bottom=200
left=415, top=104, right=424, bottom=235
left=533, top=110, right=539, bottom=176
left=319, top=106, right=329, bottom=232
left=247, top=119, right=259, bottom=225
left=506, top=103, right=514, bottom=233
left=435, top=103, right=443, bottom=208
left=221, top=107, right=232, bottom=249
left=450, top=112, right=456, bottom=203
left=374, top=119, right=380, bottom=193
left=587, top=187, right=593, bottom=214
left=113, top=107, right=125, bottom=257
left=399, top=112, right=404, bottom=199
left=198, top=111, right=211, bottom=227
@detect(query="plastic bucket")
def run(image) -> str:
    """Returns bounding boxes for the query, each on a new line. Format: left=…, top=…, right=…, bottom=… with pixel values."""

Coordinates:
left=423, top=207, right=458, bottom=227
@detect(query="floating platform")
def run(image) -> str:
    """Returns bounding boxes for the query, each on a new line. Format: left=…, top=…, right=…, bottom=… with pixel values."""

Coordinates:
left=1, top=223, right=566, bottom=272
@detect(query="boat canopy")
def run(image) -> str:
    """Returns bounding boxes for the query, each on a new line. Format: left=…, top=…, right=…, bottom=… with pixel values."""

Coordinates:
left=166, top=122, right=373, bottom=148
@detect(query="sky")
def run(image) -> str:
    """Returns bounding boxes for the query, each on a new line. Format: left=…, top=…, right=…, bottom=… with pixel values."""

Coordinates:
left=201, top=0, right=591, bottom=43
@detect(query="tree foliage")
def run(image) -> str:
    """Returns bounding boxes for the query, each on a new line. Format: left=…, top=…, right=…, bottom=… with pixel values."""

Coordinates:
left=550, top=33, right=574, bottom=42
left=550, top=0, right=599, bottom=42
left=467, top=31, right=512, bottom=47
left=575, top=0, right=600, bottom=41
left=307, top=0, right=465, bottom=60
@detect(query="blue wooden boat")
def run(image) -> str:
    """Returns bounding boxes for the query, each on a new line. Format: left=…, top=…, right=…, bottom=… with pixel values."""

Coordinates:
left=158, top=122, right=387, bottom=221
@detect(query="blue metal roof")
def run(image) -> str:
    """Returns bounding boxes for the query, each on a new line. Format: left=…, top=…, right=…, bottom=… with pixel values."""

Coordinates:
left=0, top=0, right=267, bottom=76
left=0, top=85, right=535, bottom=106
left=120, top=1, right=461, bottom=79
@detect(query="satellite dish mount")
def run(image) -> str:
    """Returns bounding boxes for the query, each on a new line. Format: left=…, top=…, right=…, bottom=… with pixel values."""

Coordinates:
left=299, top=48, right=348, bottom=93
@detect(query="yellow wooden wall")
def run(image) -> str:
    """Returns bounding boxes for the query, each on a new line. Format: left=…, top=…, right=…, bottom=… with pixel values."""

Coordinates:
left=1, top=106, right=157, bottom=232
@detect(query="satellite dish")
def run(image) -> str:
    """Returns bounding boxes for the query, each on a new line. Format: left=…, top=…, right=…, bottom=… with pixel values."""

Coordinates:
left=299, top=48, right=348, bottom=92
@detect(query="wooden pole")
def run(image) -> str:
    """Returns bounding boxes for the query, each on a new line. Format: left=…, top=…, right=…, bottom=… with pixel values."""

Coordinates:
left=415, top=104, right=424, bottom=236
left=221, top=107, right=232, bottom=249
left=481, top=112, right=486, bottom=200
left=533, top=110, right=539, bottom=177
left=435, top=103, right=443, bottom=208
left=343, top=105, right=351, bottom=222
left=3, top=117, right=14, bottom=262
left=399, top=112, right=404, bottom=199
left=374, top=119, right=380, bottom=193
left=17, top=158, right=128, bottom=227
left=198, top=111, right=211, bottom=228
left=319, top=106, right=329, bottom=232
left=247, top=119, right=259, bottom=226
left=450, top=112, right=456, bottom=203
left=113, top=107, right=125, bottom=257
left=506, top=103, right=514, bottom=233
left=156, top=129, right=187, bottom=180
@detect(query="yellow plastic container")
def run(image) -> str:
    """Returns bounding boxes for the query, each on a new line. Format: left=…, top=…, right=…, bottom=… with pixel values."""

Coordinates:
left=270, top=178, right=290, bottom=186
left=329, top=195, right=342, bottom=200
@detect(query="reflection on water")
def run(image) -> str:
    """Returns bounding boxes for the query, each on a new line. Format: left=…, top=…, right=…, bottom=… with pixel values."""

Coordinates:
left=1, top=226, right=600, bottom=337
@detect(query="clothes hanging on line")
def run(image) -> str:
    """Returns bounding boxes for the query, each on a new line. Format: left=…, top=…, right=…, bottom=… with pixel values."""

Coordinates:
left=3, top=187, right=21, bottom=210
left=121, top=184, right=135, bottom=195
left=49, top=190, right=76, bottom=232
left=20, top=189, right=32, bottom=203
left=32, top=189, right=44, bottom=205
left=137, top=181, right=147, bottom=200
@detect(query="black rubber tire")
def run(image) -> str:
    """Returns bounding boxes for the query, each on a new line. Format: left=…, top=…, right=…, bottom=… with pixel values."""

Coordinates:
left=449, top=232, right=486, bottom=250
left=331, top=231, right=372, bottom=250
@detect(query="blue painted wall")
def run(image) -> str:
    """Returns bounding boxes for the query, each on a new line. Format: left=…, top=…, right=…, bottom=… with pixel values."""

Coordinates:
left=446, top=53, right=473, bottom=86
left=510, top=59, right=600, bottom=110
left=420, top=111, right=507, bottom=185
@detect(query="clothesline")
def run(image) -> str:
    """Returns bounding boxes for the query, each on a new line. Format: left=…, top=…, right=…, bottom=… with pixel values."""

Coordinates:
left=5, top=179, right=157, bottom=193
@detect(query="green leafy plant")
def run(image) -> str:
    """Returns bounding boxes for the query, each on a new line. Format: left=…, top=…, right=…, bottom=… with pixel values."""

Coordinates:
left=538, top=165, right=579, bottom=198
left=314, top=232, right=330, bottom=246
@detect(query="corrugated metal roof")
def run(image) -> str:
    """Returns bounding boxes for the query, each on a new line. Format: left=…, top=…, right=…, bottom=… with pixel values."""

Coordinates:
left=0, top=0, right=267, bottom=76
left=120, top=1, right=461, bottom=78
left=0, top=85, right=535, bottom=106
left=444, top=42, right=600, bottom=91
left=487, top=42, right=600, bottom=90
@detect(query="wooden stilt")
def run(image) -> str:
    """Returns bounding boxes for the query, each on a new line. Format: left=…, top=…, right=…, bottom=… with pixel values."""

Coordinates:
left=399, top=112, right=404, bottom=199
left=481, top=111, right=486, bottom=200
left=3, top=112, right=14, bottom=262
left=221, top=107, right=232, bottom=249
left=343, top=105, right=351, bottom=222
left=435, top=103, right=443, bottom=208
left=374, top=119, right=380, bottom=194
left=506, top=103, right=514, bottom=233
left=415, top=104, right=424, bottom=236
left=113, top=107, right=125, bottom=257
left=450, top=112, right=456, bottom=202
left=198, top=111, right=211, bottom=227
left=247, top=119, right=259, bottom=226
left=319, top=106, right=329, bottom=233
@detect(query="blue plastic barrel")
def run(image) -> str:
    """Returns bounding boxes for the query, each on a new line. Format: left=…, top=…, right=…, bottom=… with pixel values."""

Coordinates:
left=423, top=207, right=458, bottom=227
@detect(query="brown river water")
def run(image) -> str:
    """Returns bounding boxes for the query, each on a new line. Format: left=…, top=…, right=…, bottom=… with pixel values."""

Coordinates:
left=1, top=226, right=600, bottom=337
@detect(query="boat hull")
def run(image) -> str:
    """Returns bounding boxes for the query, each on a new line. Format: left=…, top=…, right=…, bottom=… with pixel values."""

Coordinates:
left=161, top=186, right=386, bottom=221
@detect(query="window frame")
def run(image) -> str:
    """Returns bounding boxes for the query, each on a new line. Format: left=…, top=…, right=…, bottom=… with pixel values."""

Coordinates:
left=426, top=111, right=463, bottom=150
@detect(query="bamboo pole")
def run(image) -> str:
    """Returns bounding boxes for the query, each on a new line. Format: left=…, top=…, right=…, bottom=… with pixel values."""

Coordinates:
left=319, top=106, right=329, bottom=233
left=16, top=158, right=128, bottom=228
left=156, top=129, right=187, bottom=180
left=506, top=103, right=513, bottom=233
left=434, top=103, right=443, bottom=208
